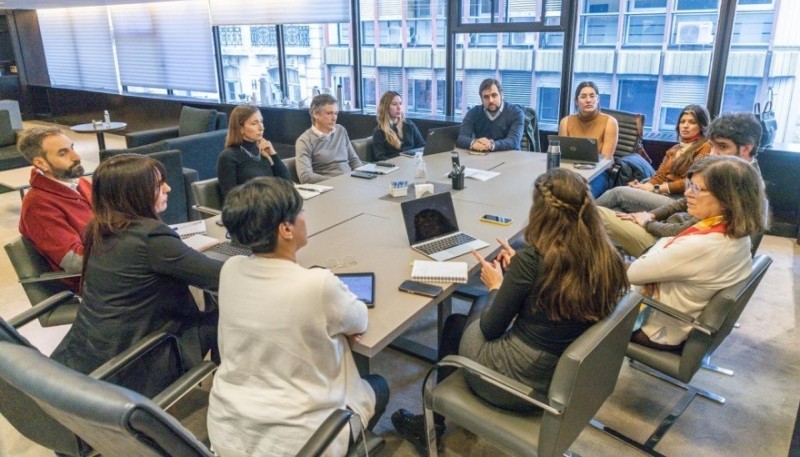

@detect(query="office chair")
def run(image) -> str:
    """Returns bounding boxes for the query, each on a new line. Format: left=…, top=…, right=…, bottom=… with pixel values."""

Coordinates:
left=421, top=291, right=642, bottom=456
left=191, top=177, right=224, bottom=217
left=351, top=137, right=375, bottom=162
left=519, top=105, right=541, bottom=152
left=0, top=341, right=381, bottom=457
left=604, top=108, right=648, bottom=160
left=592, top=254, right=772, bottom=456
left=0, top=291, right=218, bottom=456
left=4, top=235, right=80, bottom=327
left=284, top=157, right=301, bottom=183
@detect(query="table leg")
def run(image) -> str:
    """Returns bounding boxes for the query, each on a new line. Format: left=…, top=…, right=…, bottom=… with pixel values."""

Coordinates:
left=95, top=132, right=106, bottom=150
left=354, top=353, right=371, bottom=376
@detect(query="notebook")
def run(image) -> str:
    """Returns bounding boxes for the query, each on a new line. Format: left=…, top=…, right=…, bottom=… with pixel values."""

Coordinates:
left=400, top=191, right=489, bottom=261
left=355, top=162, right=399, bottom=174
left=422, top=125, right=461, bottom=156
left=203, top=241, right=252, bottom=262
left=411, top=260, right=468, bottom=283
left=170, top=220, right=207, bottom=239
left=548, top=135, right=601, bottom=163
left=295, top=183, right=334, bottom=200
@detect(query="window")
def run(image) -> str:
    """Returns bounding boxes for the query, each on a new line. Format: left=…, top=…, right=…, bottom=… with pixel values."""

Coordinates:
left=675, top=0, right=717, bottom=10
left=585, top=0, right=620, bottom=13
left=625, top=14, right=665, bottom=45
left=362, top=22, right=375, bottom=46
left=537, top=87, right=560, bottom=125
left=580, top=15, right=619, bottom=46
left=408, top=78, right=432, bottom=112
left=732, top=12, right=772, bottom=46
left=362, top=77, right=377, bottom=107
left=618, top=79, right=657, bottom=126
left=629, top=0, right=667, bottom=9
left=216, top=25, right=278, bottom=105
left=379, top=21, right=402, bottom=46
left=461, top=0, right=540, bottom=24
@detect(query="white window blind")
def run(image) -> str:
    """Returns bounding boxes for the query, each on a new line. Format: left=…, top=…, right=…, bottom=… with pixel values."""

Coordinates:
left=209, top=0, right=350, bottom=25
left=110, top=0, right=217, bottom=92
left=38, top=7, right=118, bottom=91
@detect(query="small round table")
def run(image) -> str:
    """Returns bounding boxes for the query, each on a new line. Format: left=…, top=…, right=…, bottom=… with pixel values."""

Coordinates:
left=70, top=121, right=127, bottom=151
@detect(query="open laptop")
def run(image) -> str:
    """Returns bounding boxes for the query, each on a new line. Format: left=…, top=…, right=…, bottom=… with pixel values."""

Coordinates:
left=401, top=192, right=489, bottom=261
left=548, top=135, right=601, bottom=163
left=404, top=125, right=462, bottom=157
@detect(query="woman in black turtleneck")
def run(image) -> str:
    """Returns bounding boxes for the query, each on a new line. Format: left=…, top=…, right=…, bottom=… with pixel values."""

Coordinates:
left=217, top=104, right=290, bottom=198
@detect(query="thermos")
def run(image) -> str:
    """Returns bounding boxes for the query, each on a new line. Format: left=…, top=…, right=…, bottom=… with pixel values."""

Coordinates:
left=546, top=138, right=561, bottom=170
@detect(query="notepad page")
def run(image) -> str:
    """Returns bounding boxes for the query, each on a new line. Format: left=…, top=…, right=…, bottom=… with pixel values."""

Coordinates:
left=411, top=260, right=468, bottom=283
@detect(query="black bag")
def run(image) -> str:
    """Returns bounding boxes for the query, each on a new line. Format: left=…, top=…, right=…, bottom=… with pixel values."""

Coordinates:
left=754, top=100, right=777, bottom=148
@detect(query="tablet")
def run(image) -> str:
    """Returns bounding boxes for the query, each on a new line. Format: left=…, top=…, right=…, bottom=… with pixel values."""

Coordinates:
left=336, top=272, right=376, bottom=308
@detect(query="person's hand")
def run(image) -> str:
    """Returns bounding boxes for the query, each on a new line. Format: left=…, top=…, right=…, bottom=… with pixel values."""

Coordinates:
left=630, top=181, right=654, bottom=192
left=257, top=138, right=275, bottom=158
left=472, top=137, right=492, bottom=152
left=615, top=211, right=636, bottom=222
left=472, top=250, right=503, bottom=290
left=631, top=212, right=655, bottom=227
left=627, top=179, right=640, bottom=187
left=494, top=237, right=516, bottom=269
left=347, top=333, right=363, bottom=345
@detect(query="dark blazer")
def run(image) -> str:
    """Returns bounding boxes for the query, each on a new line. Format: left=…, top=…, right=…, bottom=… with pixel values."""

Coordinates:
left=51, top=219, right=223, bottom=376
left=371, top=119, right=425, bottom=161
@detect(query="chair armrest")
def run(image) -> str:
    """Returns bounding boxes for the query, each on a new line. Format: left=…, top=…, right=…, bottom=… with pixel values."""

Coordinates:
left=126, top=126, right=179, bottom=148
left=424, top=355, right=562, bottom=416
left=19, top=271, right=81, bottom=284
left=90, top=331, right=176, bottom=381
left=150, top=361, right=217, bottom=411
left=182, top=167, right=200, bottom=221
left=641, top=296, right=713, bottom=335
left=7, top=290, right=76, bottom=328
left=192, top=205, right=222, bottom=217
left=296, top=409, right=356, bottom=457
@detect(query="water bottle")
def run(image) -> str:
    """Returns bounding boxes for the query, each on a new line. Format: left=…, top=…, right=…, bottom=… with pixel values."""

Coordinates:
left=336, top=84, right=343, bottom=103
left=414, top=151, right=427, bottom=185
left=546, top=138, right=561, bottom=170
left=103, top=110, right=111, bottom=128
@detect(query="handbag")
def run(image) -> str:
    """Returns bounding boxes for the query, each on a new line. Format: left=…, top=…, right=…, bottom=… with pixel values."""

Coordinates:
left=754, top=100, right=777, bottom=148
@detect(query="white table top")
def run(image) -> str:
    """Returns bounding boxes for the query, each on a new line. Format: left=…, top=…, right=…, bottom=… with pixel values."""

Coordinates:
left=206, top=150, right=611, bottom=358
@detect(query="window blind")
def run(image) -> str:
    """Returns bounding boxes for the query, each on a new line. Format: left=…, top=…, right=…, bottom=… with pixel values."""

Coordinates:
left=38, top=7, right=118, bottom=91
left=110, top=0, right=217, bottom=92
left=209, top=0, right=350, bottom=25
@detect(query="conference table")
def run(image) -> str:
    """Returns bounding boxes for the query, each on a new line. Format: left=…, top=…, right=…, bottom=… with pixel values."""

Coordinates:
left=206, top=150, right=610, bottom=373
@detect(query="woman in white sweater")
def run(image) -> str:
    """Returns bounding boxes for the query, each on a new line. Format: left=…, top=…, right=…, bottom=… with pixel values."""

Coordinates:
left=628, top=155, right=766, bottom=349
left=207, top=177, right=388, bottom=456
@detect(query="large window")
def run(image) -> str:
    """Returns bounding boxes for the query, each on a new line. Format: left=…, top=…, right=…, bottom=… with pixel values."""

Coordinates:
left=217, top=25, right=279, bottom=105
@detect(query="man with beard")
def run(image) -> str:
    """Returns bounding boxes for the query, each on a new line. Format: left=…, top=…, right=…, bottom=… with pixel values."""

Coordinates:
left=456, top=78, right=525, bottom=152
left=18, top=127, right=92, bottom=292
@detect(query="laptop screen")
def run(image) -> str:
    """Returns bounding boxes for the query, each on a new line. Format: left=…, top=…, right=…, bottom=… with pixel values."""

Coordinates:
left=549, top=135, right=600, bottom=163
left=401, top=192, right=460, bottom=245
left=423, top=125, right=461, bottom=156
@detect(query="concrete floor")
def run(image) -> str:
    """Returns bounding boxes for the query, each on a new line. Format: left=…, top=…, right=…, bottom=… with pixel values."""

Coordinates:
left=0, top=123, right=798, bottom=456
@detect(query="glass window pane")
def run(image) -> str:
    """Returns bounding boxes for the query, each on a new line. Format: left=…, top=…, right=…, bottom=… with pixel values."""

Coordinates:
left=676, top=0, right=717, bottom=10
left=629, top=0, right=667, bottom=9
left=580, top=16, right=619, bottom=46
left=618, top=79, right=657, bottom=126
left=625, top=14, right=665, bottom=45
left=584, top=0, right=620, bottom=13
left=732, top=12, right=772, bottom=45
left=217, top=25, right=279, bottom=105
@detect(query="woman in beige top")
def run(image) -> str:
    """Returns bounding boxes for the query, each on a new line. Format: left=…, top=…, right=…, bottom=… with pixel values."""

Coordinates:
left=558, top=81, right=619, bottom=160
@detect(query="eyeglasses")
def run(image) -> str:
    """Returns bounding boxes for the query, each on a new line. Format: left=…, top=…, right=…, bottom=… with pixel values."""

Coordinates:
left=684, top=180, right=709, bottom=195
left=325, top=254, right=356, bottom=270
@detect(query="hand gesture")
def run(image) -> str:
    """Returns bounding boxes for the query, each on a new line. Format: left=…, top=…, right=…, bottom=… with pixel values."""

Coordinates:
left=472, top=250, right=503, bottom=290
left=257, top=138, right=275, bottom=158
left=494, top=237, right=516, bottom=269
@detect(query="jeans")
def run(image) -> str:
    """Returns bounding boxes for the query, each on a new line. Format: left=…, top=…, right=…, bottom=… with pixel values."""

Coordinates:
left=596, top=185, right=680, bottom=213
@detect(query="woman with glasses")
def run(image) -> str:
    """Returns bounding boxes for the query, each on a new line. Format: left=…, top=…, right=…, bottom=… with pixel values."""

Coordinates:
left=597, top=104, right=712, bottom=212
left=372, top=91, right=425, bottom=161
left=393, top=168, right=629, bottom=450
left=629, top=155, right=766, bottom=350
left=207, top=177, right=388, bottom=457
left=217, top=104, right=290, bottom=198
left=51, top=155, right=223, bottom=389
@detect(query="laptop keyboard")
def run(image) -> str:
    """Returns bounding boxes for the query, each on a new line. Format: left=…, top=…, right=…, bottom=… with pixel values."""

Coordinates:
left=417, top=233, right=475, bottom=255
left=207, top=242, right=251, bottom=257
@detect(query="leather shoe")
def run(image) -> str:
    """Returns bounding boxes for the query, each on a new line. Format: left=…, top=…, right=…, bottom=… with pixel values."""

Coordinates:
left=391, top=408, right=444, bottom=453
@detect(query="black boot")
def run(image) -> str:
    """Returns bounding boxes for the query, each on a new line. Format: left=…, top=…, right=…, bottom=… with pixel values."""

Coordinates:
left=391, top=408, right=445, bottom=454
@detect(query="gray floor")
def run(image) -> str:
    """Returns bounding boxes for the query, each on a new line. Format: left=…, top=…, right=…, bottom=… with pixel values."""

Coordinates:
left=1, top=123, right=798, bottom=456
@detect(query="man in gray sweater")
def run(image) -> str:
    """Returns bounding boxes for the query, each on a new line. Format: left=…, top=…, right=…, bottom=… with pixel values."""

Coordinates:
left=600, top=112, right=763, bottom=256
left=296, top=94, right=363, bottom=183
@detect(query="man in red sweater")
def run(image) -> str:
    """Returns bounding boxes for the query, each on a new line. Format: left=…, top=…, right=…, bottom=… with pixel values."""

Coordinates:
left=18, top=127, right=93, bottom=292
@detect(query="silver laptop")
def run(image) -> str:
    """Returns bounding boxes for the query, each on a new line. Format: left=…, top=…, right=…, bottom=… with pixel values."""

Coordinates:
left=401, top=192, right=489, bottom=261
left=549, top=135, right=601, bottom=163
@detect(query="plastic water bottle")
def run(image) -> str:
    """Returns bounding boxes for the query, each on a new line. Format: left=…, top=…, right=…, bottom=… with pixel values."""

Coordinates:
left=546, top=138, right=561, bottom=170
left=414, top=151, right=428, bottom=185
left=103, top=110, right=111, bottom=128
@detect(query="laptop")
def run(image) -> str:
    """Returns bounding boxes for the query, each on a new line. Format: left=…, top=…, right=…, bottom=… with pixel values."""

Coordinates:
left=203, top=240, right=252, bottom=262
left=403, top=125, right=462, bottom=157
left=548, top=135, right=601, bottom=163
left=401, top=192, right=489, bottom=261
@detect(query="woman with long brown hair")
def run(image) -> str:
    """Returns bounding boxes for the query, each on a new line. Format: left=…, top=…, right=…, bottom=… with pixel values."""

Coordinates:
left=393, top=168, right=629, bottom=449
left=597, top=104, right=712, bottom=212
left=371, top=91, right=425, bottom=161
left=51, top=155, right=222, bottom=387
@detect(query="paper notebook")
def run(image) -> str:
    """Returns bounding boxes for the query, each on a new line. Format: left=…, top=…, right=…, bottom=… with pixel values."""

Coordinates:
left=411, top=260, right=468, bottom=284
left=295, top=183, right=334, bottom=200
left=170, top=220, right=207, bottom=239
left=183, top=234, right=220, bottom=252
left=356, top=162, right=399, bottom=175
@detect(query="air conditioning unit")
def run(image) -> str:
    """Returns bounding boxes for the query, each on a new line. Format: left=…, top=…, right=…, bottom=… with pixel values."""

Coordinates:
left=676, top=21, right=714, bottom=45
left=511, top=32, right=536, bottom=46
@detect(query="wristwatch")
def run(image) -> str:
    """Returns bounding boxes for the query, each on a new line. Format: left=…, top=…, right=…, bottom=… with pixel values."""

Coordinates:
left=652, top=185, right=661, bottom=194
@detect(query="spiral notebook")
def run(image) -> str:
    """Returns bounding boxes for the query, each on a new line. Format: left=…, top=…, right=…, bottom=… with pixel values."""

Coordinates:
left=410, top=260, right=468, bottom=283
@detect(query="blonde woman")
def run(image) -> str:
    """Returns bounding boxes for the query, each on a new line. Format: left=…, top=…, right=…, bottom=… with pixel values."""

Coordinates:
left=371, top=91, right=425, bottom=161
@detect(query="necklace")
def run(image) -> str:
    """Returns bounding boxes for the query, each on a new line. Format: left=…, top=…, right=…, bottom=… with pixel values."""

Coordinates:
left=240, top=145, right=261, bottom=161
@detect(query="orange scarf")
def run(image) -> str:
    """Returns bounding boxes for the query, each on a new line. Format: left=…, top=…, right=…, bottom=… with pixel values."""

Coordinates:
left=663, top=215, right=727, bottom=249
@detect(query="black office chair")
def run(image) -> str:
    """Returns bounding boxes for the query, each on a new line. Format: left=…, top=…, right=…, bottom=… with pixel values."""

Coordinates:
left=191, top=177, right=224, bottom=217
left=0, top=340, right=381, bottom=457
left=592, top=255, right=772, bottom=456
left=0, top=291, right=218, bottom=456
left=4, top=236, right=80, bottom=327
left=284, top=157, right=301, bottom=183
left=351, top=137, right=375, bottom=162
left=422, top=291, right=642, bottom=456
